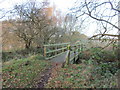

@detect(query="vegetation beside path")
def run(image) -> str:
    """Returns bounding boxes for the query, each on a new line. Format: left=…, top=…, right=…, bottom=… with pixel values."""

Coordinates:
left=46, top=60, right=119, bottom=88
left=2, top=54, right=51, bottom=88
left=2, top=47, right=120, bottom=88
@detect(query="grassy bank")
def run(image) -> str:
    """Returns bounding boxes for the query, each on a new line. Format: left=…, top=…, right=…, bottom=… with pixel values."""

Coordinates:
left=46, top=59, right=119, bottom=88
left=2, top=54, right=51, bottom=88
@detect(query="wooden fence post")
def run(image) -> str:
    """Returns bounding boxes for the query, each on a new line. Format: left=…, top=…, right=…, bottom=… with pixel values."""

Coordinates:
left=73, top=46, right=76, bottom=64
left=78, top=45, right=80, bottom=53
left=66, top=45, right=70, bottom=65
left=55, top=46, right=57, bottom=55
left=78, top=45, right=80, bottom=60
left=44, top=46, right=46, bottom=58
left=81, top=44, right=83, bottom=52
left=62, top=45, right=64, bottom=52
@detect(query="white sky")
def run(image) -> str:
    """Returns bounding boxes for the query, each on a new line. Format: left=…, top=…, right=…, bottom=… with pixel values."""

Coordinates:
left=0, top=0, right=118, bottom=37
left=0, top=0, right=76, bottom=20
left=0, top=0, right=95, bottom=36
left=51, top=0, right=75, bottom=12
left=0, top=0, right=75, bottom=11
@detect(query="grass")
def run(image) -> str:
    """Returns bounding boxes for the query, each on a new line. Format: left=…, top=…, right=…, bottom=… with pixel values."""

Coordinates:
left=2, top=54, right=51, bottom=88
left=46, top=63, right=93, bottom=88
left=2, top=48, right=119, bottom=88
left=46, top=59, right=118, bottom=88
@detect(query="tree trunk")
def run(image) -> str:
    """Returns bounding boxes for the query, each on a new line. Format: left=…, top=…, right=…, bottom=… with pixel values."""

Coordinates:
left=25, top=40, right=31, bottom=49
left=25, top=43, right=30, bottom=49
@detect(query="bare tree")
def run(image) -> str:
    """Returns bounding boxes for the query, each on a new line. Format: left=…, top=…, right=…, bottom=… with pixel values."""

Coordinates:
left=71, top=0, right=120, bottom=87
left=72, top=0, right=120, bottom=62
left=63, top=14, right=77, bottom=42
left=12, top=2, right=42, bottom=49
left=10, top=1, right=62, bottom=49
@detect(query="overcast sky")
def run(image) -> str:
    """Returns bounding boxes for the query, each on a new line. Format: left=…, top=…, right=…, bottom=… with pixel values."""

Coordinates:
left=0, top=0, right=96, bottom=36
left=0, top=0, right=75, bottom=11
left=0, top=0, right=118, bottom=37
left=0, top=0, right=76, bottom=21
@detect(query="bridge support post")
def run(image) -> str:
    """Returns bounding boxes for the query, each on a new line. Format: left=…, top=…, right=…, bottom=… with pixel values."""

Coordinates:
left=55, top=46, right=57, bottom=55
left=62, top=45, right=64, bottom=52
left=66, top=45, right=70, bottom=65
left=81, top=44, right=83, bottom=52
left=73, top=46, right=76, bottom=64
left=44, top=46, right=46, bottom=58
left=78, top=45, right=80, bottom=60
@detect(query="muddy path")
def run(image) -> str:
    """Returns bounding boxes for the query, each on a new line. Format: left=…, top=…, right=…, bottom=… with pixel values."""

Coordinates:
left=36, top=62, right=62, bottom=88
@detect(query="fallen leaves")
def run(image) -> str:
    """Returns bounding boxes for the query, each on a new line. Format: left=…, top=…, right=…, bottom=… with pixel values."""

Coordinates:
left=46, top=63, right=93, bottom=88
left=2, top=59, right=51, bottom=88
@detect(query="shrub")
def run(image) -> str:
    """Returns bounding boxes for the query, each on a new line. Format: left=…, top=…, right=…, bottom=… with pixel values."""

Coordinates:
left=2, top=47, right=44, bottom=62
left=90, top=61, right=119, bottom=88
left=92, top=49, right=117, bottom=63
left=80, top=47, right=117, bottom=63
left=94, top=62, right=118, bottom=75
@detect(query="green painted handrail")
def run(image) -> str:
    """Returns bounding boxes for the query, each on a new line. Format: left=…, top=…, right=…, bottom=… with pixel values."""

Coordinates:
left=44, top=42, right=86, bottom=65
left=44, top=43, right=70, bottom=47
left=46, top=47, right=67, bottom=54
left=44, top=43, right=70, bottom=59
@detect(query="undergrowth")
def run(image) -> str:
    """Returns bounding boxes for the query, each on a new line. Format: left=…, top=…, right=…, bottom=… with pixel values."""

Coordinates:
left=46, top=47, right=119, bottom=88
left=2, top=47, right=44, bottom=62
left=46, top=59, right=119, bottom=88
left=2, top=55, right=51, bottom=88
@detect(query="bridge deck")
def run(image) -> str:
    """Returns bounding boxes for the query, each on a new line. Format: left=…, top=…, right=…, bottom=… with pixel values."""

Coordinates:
left=51, top=51, right=79, bottom=63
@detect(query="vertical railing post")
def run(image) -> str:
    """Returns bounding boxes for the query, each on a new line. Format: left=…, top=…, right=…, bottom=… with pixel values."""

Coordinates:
left=55, top=46, right=57, bottom=55
left=44, top=46, right=46, bottom=58
left=78, top=45, right=80, bottom=60
left=73, top=46, right=76, bottom=64
left=81, top=44, right=83, bottom=52
left=62, top=45, right=64, bottom=52
left=78, top=45, right=80, bottom=53
left=66, top=45, right=70, bottom=65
